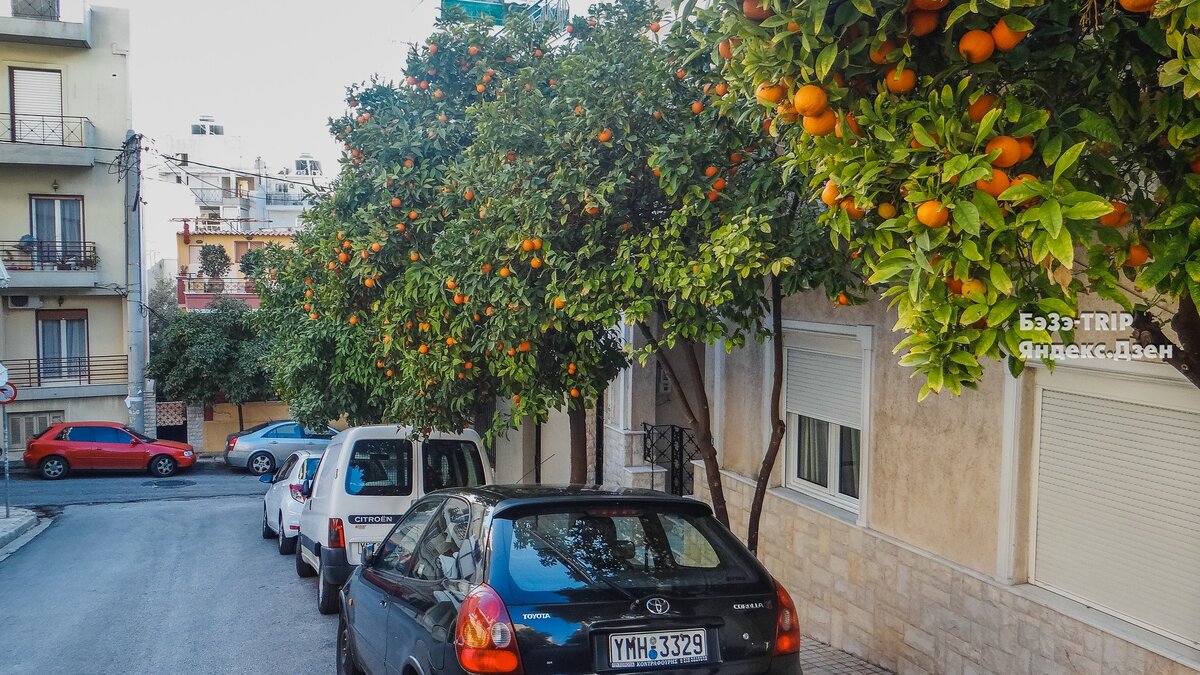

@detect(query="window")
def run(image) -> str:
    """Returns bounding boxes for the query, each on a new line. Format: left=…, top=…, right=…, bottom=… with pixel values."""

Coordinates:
left=9, top=411, right=63, bottom=449
left=60, top=426, right=127, bottom=443
left=9, top=68, right=63, bottom=144
left=300, top=457, right=321, bottom=480
left=274, top=455, right=298, bottom=483
left=345, top=439, right=412, bottom=496
left=411, top=498, right=478, bottom=581
left=30, top=196, right=84, bottom=269
left=422, top=440, right=485, bottom=492
left=37, top=309, right=87, bottom=381
left=782, top=327, right=869, bottom=513
left=372, top=498, right=443, bottom=574
left=303, top=427, right=335, bottom=440
left=264, top=423, right=301, bottom=439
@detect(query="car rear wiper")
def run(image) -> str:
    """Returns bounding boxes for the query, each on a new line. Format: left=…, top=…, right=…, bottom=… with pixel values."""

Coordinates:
left=527, top=529, right=641, bottom=608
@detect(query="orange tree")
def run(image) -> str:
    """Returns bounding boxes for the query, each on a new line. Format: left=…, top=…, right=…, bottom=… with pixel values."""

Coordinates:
left=704, top=0, right=1200, bottom=395
left=255, top=12, right=557, bottom=427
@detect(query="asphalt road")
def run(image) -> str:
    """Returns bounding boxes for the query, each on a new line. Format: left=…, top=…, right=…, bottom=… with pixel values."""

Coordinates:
left=0, top=495, right=338, bottom=674
left=1, top=458, right=268, bottom=509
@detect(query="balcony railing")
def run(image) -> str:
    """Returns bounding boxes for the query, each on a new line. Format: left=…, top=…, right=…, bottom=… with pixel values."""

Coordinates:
left=2, top=354, right=128, bottom=389
left=0, top=239, right=97, bottom=271
left=1, top=0, right=85, bottom=22
left=265, top=192, right=310, bottom=206
left=2, top=114, right=91, bottom=146
left=178, top=275, right=258, bottom=295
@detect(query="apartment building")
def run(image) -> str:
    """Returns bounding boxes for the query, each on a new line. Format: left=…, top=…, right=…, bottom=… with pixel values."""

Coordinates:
left=0, top=1, right=144, bottom=454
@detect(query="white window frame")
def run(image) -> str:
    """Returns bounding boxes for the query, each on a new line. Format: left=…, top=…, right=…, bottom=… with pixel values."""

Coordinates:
left=779, top=321, right=873, bottom=522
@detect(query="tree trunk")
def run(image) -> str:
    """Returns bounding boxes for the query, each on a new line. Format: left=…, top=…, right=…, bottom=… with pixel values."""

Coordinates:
left=747, top=276, right=786, bottom=556
left=237, top=403, right=245, bottom=431
left=568, top=404, right=588, bottom=484
left=1132, top=292, right=1200, bottom=389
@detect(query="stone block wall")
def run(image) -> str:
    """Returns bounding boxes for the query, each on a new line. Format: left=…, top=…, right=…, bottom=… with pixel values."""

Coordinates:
left=694, top=469, right=1199, bottom=675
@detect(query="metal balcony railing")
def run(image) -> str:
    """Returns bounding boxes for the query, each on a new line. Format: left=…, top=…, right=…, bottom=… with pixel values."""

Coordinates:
left=2, top=114, right=90, bottom=146
left=10, top=0, right=58, bottom=19
left=0, top=239, right=97, bottom=271
left=178, top=274, right=258, bottom=295
left=2, top=354, right=128, bottom=389
left=265, top=192, right=309, bottom=206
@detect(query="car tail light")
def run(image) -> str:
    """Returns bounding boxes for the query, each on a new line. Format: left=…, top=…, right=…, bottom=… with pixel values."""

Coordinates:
left=227, top=437, right=237, bottom=451
left=455, top=583, right=523, bottom=674
left=328, top=518, right=345, bottom=549
left=289, top=483, right=306, bottom=503
left=773, top=578, right=801, bottom=656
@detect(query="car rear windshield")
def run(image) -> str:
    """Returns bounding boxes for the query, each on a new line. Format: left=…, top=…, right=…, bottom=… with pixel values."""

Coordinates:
left=498, top=506, right=766, bottom=599
left=422, top=439, right=485, bottom=491
left=345, top=439, right=412, bottom=496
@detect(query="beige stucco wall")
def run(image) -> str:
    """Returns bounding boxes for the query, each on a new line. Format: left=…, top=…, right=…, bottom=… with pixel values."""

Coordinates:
left=0, top=294, right=124, bottom=361
left=195, top=401, right=290, bottom=454
left=176, top=231, right=294, bottom=277
left=715, top=290, right=1006, bottom=575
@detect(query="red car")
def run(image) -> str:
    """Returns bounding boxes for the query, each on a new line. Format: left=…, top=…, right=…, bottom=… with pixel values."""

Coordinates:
left=24, top=421, right=196, bottom=480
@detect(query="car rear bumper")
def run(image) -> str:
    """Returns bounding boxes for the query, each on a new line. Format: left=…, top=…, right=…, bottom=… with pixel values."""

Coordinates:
left=320, top=546, right=355, bottom=586
left=223, top=449, right=250, bottom=467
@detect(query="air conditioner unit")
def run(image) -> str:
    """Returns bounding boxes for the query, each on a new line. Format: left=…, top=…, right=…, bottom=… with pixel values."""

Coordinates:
left=6, top=295, right=44, bottom=310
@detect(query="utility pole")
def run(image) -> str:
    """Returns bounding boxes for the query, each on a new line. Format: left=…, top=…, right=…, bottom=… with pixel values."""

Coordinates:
left=124, top=132, right=146, bottom=433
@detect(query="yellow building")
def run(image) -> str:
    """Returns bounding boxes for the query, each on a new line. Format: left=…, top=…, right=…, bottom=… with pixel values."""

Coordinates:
left=174, top=225, right=293, bottom=311
left=0, top=3, right=138, bottom=455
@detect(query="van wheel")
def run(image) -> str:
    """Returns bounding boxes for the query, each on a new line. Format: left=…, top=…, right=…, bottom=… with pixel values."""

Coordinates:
left=278, top=515, right=296, bottom=554
left=295, top=541, right=316, bottom=578
left=337, top=614, right=364, bottom=675
left=248, top=452, right=275, bottom=476
left=318, top=565, right=340, bottom=615
left=39, top=456, right=69, bottom=480
left=262, top=508, right=275, bottom=539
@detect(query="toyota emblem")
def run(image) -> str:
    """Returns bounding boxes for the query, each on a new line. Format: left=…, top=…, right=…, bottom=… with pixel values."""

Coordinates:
left=645, top=597, right=670, bottom=615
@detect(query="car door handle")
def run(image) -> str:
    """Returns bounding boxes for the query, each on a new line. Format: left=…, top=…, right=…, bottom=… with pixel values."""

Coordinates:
left=269, top=441, right=279, bottom=444
left=380, top=599, right=388, bottom=607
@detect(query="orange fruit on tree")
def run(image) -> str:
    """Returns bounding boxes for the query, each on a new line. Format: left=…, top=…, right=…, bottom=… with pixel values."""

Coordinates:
left=713, top=178, right=727, bottom=190
left=361, top=249, right=370, bottom=260
left=908, top=10, right=939, bottom=37
left=409, top=210, right=419, bottom=220
left=309, top=312, right=318, bottom=320
left=530, top=257, right=543, bottom=269
left=597, top=128, right=614, bottom=142
left=707, top=189, right=720, bottom=201
left=1118, top=0, right=1155, bottom=12
left=840, top=199, right=867, bottom=219
left=755, top=82, right=786, bottom=105
left=1017, top=136, right=1035, bottom=161
left=835, top=112, right=862, bottom=138
left=869, top=39, right=896, bottom=65
left=305, top=289, right=314, bottom=298
left=464, top=189, right=475, bottom=201
left=718, top=38, right=736, bottom=59
left=418, top=344, right=429, bottom=354
left=705, top=165, right=719, bottom=178
left=521, top=239, right=534, bottom=252
left=348, top=315, right=359, bottom=325
left=836, top=292, right=851, bottom=305
left=961, top=278, right=986, bottom=296
left=445, top=336, right=456, bottom=346
left=967, top=94, right=998, bottom=123
left=803, top=109, right=838, bottom=136
left=959, top=30, right=995, bottom=63
left=975, top=168, right=1011, bottom=198
left=742, top=0, right=773, bottom=20
left=446, top=278, right=458, bottom=290
left=553, top=297, right=566, bottom=309
left=885, top=66, right=917, bottom=93
left=913, top=0, right=948, bottom=8
left=567, top=363, right=577, bottom=374
left=793, top=85, right=829, bottom=116
left=1126, top=243, right=1150, bottom=266
left=691, top=101, right=705, bottom=114
left=370, top=242, right=382, bottom=252
left=775, top=101, right=799, bottom=125
left=650, top=21, right=661, bottom=32
left=917, top=200, right=950, bottom=227
left=878, top=202, right=898, bottom=218
left=714, top=83, right=729, bottom=96
left=986, top=136, right=1022, bottom=167
left=338, top=252, right=350, bottom=264
left=570, top=388, right=581, bottom=398
left=518, top=340, right=531, bottom=352
left=1099, top=201, right=1131, bottom=227
left=991, top=16, right=1028, bottom=51
left=820, top=180, right=840, bottom=207
left=409, top=252, right=420, bottom=262
left=512, top=394, right=521, bottom=405
left=498, top=266, right=511, bottom=277
left=532, top=238, right=543, bottom=250
left=365, top=278, right=375, bottom=288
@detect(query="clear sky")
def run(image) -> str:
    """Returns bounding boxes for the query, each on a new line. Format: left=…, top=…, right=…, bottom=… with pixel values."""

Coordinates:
left=104, top=0, right=444, bottom=170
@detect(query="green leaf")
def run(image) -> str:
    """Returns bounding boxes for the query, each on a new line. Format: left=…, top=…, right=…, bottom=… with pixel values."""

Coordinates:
left=954, top=199, right=981, bottom=235
left=1043, top=200, right=1063, bottom=238
left=1047, top=228, right=1074, bottom=267
left=975, top=108, right=1003, bottom=148
left=1041, top=134, right=1064, bottom=167
left=1052, top=141, right=1087, bottom=184
left=850, top=0, right=876, bottom=16
left=1061, top=200, right=1114, bottom=220
left=990, top=264, right=1013, bottom=295
left=961, top=304, right=989, bottom=325
left=973, top=190, right=1004, bottom=229
left=815, top=44, right=838, bottom=82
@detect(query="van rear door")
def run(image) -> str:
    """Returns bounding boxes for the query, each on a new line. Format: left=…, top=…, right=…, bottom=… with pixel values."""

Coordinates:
left=419, top=438, right=488, bottom=494
left=342, top=437, right=416, bottom=562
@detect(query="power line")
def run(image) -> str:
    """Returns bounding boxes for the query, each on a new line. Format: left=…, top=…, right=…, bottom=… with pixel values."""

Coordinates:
left=153, top=150, right=333, bottom=190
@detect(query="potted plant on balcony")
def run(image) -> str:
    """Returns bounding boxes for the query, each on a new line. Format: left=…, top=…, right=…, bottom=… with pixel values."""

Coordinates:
left=238, top=247, right=264, bottom=294
left=198, top=244, right=231, bottom=294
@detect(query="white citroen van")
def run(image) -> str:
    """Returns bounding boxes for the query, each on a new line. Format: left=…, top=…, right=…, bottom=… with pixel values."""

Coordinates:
left=295, top=424, right=492, bottom=614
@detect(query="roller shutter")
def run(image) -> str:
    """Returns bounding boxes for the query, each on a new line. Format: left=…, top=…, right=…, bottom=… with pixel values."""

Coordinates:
left=784, top=347, right=863, bottom=430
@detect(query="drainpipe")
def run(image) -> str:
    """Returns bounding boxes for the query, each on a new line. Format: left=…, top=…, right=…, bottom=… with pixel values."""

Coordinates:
left=124, top=131, right=146, bottom=433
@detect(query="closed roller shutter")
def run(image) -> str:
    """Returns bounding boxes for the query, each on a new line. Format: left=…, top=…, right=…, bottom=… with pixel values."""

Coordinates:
left=10, top=68, right=63, bottom=143
left=1034, top=389, right=1200, bottom=647
left=785, top=347, right=862, bottom=429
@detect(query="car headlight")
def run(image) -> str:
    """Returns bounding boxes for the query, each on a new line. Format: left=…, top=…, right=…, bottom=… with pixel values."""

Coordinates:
left=183, top=450, right=194, bottom=457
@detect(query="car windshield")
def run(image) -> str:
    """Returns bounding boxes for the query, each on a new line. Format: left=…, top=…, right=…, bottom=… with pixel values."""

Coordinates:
left=500, top=506, right=765, bottom=599
left=124, top=426, right=155, bottom=443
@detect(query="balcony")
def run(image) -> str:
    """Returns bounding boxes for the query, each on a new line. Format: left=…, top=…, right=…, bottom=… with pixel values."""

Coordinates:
left=0, top=239, right=99, bottom=289
left=191, top=187, right=251, bottom=210
left=0, top=114, right=96, bottom=166
left=0, top=354, right=128, bottom=400
left=0, top=0, right=92, bottom=48
left=177, top=274, right=260, bottom=310
left=265, top=192, right=310, bottom=206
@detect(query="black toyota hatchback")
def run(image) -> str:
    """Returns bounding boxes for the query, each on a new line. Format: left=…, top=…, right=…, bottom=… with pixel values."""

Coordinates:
left=337, top=485, right=802, bottom=675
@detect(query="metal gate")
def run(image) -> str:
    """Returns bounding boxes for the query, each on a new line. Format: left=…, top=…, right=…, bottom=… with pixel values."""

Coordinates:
left=642, top=423, right=701, bottom=496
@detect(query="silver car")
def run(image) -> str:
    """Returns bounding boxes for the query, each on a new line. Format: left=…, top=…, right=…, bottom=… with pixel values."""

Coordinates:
left=224, top=420, right=337, bottom=475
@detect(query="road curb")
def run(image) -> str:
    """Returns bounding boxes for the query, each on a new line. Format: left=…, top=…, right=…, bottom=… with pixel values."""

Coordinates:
left=0, top=508, right=38, bottom=550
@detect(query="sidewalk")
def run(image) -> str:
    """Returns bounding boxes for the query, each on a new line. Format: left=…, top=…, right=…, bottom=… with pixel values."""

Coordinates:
left=0, top=507, right=38, bottom=550
left=801, top=638, right=892, bottom=675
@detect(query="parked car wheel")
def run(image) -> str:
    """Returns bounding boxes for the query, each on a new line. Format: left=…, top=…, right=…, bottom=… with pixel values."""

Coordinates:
left=262, top=508, right=275, bottom=539
left=149, top=455, right=178, bottom=478
left=318, top=564, right=340, bottom=615
left=337, top=614, right=364, bottom=675
left=248, top=451, right=275, bottom=476
left=38, top=456, right=69, bottom=480
left=277, top=515, right=296, bottom=554
left=295, top=542, right=316, bottom=578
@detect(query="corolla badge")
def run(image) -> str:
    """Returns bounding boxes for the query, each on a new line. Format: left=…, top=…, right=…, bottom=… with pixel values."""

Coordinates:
left=644, top=597, right=670, bottom=615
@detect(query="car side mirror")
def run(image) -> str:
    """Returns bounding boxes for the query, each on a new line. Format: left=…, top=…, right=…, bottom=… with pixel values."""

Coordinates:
left=130, top=438, right=141, bottom=446
left=259, top=473, right=273, bottom=484
left=300, top=479, right=313, bottom=497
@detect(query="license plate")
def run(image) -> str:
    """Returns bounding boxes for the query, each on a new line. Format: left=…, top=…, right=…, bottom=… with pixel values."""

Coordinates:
left=352, top=542, right=377, bottom=563
left=608, top=628, right=708, bottom=669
